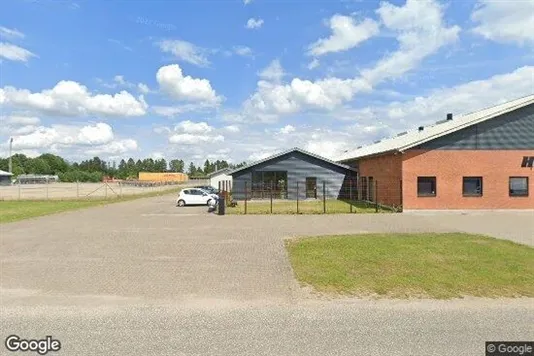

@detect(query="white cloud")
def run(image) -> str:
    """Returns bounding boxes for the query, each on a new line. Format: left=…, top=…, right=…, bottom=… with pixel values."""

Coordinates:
left=361, top=65, right=534, bottom=127
left=0, top=80, right=148, bottom=117
left=233, top=45, right=254, bottom=57
left=0, top=42, right=36, bottom=62
left=12, top=122, right=115, bottom=149
left=259, top=59, right=285, bottom=82
left=243, top=72, right=371, bottom=118
left=243, top=0, right=253, bottom=4
left=167, top=120, right=224, bottom=145
left=279, top=125, right=295, bottom=134
left=224, top=125, right=240, bottom=133
left=137, top=83, right=150, bottom=94
left=246, top=18, right=264, bottom=29
left=307, top=58, right=320, bottom=70
left=98, top=75, right=152, bottom=94
left=2, top=115, right=40, bottom=126
left=240, top=0, right=460, bottom=122
left=152, top=102, right=216, bottom=117
left=0, top=26, right=25, bottom=40
left=307, top=15, right=379, bottom=56
left=156, top=64, right=222, bottom=105
left=158, top=39, right=210, bottom=67
left=471, top=0, right=534, bottom=46
left=85, top=139, right=138, bottom=156
left=362, top=0, right=460, bottom=85
left=76, top=123, right=114, bottom=145
left=174, top=120, right=213, bottom=134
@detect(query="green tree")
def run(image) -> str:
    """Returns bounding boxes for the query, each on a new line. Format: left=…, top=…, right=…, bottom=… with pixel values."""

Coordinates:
left=169, top=159, right=184, bottom=173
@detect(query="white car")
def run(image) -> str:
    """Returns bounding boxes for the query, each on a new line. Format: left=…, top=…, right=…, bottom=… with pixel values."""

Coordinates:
left=176, top=188, right=218, bottom=207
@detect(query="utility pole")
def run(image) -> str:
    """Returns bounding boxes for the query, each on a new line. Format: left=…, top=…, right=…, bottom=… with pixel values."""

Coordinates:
left=8, top=137, right=13, bottom=173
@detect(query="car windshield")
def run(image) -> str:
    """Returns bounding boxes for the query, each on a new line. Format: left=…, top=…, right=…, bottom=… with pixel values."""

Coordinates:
left=1, top=2, right=531, bottom=355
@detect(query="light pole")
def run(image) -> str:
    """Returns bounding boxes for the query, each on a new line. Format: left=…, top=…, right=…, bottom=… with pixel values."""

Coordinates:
left=8, top=137, right=13, bottom=173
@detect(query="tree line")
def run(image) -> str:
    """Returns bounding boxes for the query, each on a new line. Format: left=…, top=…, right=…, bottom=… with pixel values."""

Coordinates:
left=0, top=153, right=247, bottom=183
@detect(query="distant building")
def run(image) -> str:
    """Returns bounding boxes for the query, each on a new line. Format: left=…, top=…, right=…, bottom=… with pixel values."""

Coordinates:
left=15, top=174, right=60, bottom=184
left=208, top=168, right=232, bottom=190
left=138, top=172, right=188, bottom=182
left=0, top=170, right=13, bottom=186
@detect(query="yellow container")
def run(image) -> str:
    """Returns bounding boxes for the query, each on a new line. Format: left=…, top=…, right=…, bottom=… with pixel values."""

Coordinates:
left=138, top=172, right=189, bottom=182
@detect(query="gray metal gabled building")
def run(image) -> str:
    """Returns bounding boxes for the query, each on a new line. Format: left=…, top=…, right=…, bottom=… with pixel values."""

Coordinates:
left=229, top=148, right=357, bottom=200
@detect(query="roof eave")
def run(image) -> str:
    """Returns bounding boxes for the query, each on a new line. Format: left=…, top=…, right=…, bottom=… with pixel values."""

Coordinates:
left=337, top=149, right=401, bottom=163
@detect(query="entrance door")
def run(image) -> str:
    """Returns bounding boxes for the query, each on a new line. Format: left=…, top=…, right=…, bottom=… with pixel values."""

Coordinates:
left=306, top=177, right=317, bottom=199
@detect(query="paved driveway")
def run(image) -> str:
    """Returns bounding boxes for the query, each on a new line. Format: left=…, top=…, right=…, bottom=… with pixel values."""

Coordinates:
left=1, top=194, right=533, bottom=355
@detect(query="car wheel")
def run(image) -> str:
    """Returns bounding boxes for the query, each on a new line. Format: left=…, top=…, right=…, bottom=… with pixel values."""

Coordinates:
left=177, top=200, right=186, bottom=207
left=206, top=199, right=212, bottom=206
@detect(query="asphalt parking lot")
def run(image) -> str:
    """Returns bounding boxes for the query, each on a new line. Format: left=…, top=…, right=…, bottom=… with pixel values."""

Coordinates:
left=1, top=193, right=533, bottom=355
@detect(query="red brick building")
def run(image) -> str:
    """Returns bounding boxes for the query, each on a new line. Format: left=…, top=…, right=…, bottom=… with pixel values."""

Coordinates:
left=337, top=95, right=534, bottom=212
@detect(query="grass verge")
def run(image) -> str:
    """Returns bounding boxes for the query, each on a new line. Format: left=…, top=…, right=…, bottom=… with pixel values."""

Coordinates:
left=0, top=187, right=182, bottom=224
left=226, top=199, right=392, bottom=214
left=285, top=233, right=534, bottom=299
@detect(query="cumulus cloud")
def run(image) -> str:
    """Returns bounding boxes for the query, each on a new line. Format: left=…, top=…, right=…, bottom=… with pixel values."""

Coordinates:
left=156, top=64, right=222, bottom=105
left=471, top=0, right=534, bottom=46
left=158, top=39, right=210, bottom=67
left=0, top=80, right=148, bottom=117
left=0, top=42, right=36, bottom=62
left=243, top=60, right=371, bottom=119
left=246, top=18, right=264, bottom=29
left=361, top=0, right=460, bottom=85
left=12, top=122, right=112, bottom=149
left=279, top=125, right=296, bottom=134
left=259, top=59, right=285, bottom=82
left=167, top=120, right=224, bottom=145
left=85, top=139, right=138, bottom=156
left=307, top=15, right=380, bottom=56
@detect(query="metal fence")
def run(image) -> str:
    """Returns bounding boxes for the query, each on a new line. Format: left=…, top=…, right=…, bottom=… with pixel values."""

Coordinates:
left=221, top=178, right=402, bottom=214
left=0, top=180, right=207, bottom=201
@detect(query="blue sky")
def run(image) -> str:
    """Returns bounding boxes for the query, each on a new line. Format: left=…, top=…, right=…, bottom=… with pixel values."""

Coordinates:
left=0, top=0, right=533, bottom=165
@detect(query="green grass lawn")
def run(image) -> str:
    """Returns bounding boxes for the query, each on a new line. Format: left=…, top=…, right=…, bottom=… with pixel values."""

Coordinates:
left=226, top=199, right=392, bottom=214
left=285, top=233, right=534, bottom=299
left=0, top=187, right=182, bottom=224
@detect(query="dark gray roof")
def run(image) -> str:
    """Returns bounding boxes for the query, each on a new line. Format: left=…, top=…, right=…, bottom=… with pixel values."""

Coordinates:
left=228, top=147, right=356, bottom=175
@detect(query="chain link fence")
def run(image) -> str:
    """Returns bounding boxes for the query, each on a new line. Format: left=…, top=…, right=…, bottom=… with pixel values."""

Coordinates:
left=0, top=180, right=207, bottom=201
left=220, top=177, right=402, bottom=214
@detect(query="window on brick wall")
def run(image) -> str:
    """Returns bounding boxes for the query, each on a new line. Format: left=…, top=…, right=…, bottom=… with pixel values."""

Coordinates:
left=509, top=177, right=529, bottom=197
left=417, top=177, right=436, bottom=197
left=463, top=177, right=483, bottom=197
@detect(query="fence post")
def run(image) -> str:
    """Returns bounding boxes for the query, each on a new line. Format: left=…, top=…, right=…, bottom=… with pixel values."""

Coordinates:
left=323, top=181, right=326, bottom=214
left=244, top=181, right=248, bottom=215
left=349, top=178, right=353, bottom=213
left=375, top=181, right=379, bottom=213
left=270, top=181, right=273, bottom=214
left=46, top=179, right=49, bottom=200
left=18, top=181, right=21, bottom=200
left=296, top=181, right=299, bottom=214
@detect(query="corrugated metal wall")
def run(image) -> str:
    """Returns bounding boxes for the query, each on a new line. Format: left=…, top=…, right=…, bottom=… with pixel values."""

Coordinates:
left=231, top=151, right=355, bottom=200
left=413, top=103, right=534, bottom=150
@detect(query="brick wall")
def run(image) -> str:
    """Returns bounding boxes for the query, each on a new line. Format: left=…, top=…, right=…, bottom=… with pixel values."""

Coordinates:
left=355, top=153, right=403, bottom=207
left=402, top=150, right=534, bottom=210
